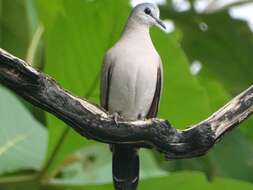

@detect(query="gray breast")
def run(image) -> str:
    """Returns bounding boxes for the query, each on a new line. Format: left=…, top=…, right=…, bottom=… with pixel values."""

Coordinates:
left=108, top=48, right=158, bottom=120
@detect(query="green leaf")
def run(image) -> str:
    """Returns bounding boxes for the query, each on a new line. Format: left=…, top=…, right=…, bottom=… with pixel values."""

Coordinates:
left=38, top=0, right=131, bottom=177
left=0, top=0, right=31, bottom=58
left=208, top=131, right=253, bottom=182
left=171, top=11, right=253, bottom=95
left=159, top=8, right=253, bottom=182
left=0, top=86, right=47, bottom=175
left=45, top=171, right=253, bottom=190
left=152, top=28, right=212, bottom=128
left=0, top=0, right=45, bottom=125
left=197, top=69, right=253, bottom=181
left=48, top=144, right=166, bottom=185
left=139, top=172, right=253, bottom=190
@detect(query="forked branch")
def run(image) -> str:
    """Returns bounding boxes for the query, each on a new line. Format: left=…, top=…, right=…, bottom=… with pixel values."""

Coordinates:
left=0, top=48, right=252, bottom=159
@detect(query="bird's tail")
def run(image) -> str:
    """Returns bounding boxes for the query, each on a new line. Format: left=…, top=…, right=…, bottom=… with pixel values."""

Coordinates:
left=112, top=145, right=139, bottom=190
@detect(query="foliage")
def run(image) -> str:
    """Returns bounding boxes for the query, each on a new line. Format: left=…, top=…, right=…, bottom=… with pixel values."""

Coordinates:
left=0, top=0, right=253, bottom=189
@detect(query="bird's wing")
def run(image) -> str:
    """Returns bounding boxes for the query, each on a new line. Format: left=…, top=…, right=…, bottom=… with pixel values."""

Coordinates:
left=146, top=58, right=163, bottom=118
left=100, top=52, right=114, bottom=110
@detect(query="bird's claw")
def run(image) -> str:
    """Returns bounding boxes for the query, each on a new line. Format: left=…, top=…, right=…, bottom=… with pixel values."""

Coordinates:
left=109, top=112, right=122, bottom=126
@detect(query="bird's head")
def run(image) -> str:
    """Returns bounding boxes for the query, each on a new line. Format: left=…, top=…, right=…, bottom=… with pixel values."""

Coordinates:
left=130, top=3, right=166, bottom=30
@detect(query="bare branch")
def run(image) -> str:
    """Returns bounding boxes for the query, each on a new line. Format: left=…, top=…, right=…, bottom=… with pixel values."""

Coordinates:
left=0, top=48, right=252, bottom=159
left=203, top=0, right=253, bottom=14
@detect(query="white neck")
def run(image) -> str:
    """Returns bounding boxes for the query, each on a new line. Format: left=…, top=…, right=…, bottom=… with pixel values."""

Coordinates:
left=119, top=17, right=153, bottom=45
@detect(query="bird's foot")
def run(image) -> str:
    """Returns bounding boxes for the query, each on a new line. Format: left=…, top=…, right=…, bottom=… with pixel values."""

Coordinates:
left=109, top=112, right=122, bottom=126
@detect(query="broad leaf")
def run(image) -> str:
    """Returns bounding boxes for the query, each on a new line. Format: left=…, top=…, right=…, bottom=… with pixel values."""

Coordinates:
left=152, top=29, right=212, bottom=127
left=0, top=86, right=47, bottom=175
left=159, top=8, right=253, bottom=183
left=49, top=144, right=166, bottom=185
left=0, top=0, right=31, bottom=58
left=38, top=0, right=131, bottom=177
left=45, top=171, right=253, bottom=190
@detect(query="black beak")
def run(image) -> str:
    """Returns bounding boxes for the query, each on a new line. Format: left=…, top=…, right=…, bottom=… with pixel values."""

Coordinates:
left=155, top=18, right=166, bottom=30
left=150, top=14, right=166, bottom=30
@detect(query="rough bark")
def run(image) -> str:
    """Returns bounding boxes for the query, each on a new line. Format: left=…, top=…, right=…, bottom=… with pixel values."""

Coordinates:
left=0, top=48, right=252, bottom=159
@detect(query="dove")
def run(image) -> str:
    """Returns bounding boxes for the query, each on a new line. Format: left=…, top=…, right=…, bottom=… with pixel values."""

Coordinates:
left=100, top=3, right=165, bottom=190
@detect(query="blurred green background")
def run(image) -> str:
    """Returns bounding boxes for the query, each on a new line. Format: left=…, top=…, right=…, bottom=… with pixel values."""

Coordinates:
left=0, top=0, right=253, bottom=189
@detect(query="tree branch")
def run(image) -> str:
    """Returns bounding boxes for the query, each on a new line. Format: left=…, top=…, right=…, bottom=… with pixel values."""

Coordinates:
left=0, top=48, right=252, bottom=159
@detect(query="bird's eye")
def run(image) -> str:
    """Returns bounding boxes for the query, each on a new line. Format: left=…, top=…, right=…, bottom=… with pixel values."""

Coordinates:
left=144, top=7, right=151, bottom=15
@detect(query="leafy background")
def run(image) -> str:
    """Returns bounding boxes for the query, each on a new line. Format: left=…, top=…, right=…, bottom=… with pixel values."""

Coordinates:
left=0, top=0, right=253, bottom=189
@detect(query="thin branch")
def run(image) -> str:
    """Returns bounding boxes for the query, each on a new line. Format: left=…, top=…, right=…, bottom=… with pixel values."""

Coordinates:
left=203, top=0, right=253, bottom=14
left=0, top=48, right=252, bottom=159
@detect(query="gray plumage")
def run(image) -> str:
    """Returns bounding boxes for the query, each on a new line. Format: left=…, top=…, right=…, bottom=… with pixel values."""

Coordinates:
left=100, top=3, right=164, bottom=190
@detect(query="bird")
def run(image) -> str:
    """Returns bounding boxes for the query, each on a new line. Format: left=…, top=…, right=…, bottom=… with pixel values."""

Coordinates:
left=100, top=3, right=165, bottom=190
